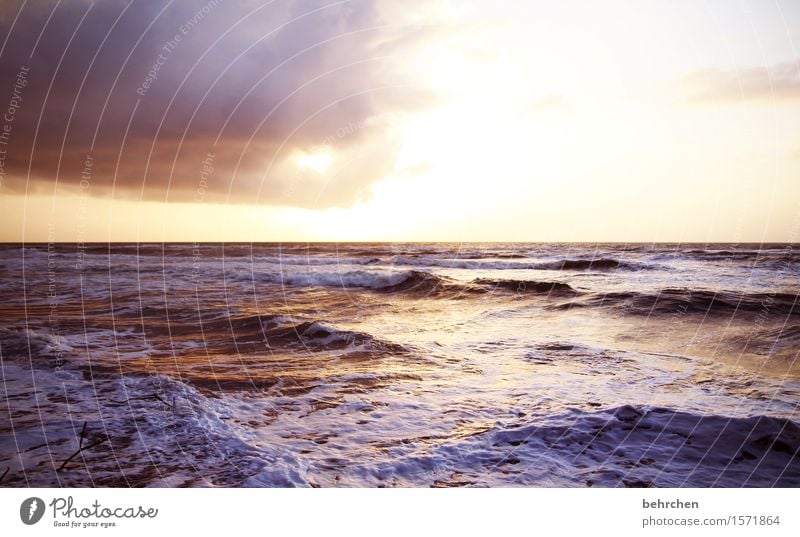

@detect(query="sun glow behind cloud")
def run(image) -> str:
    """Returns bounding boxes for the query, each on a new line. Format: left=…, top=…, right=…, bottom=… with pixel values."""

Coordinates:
left=295, top=148, right=334, bottom=174
left=265, top=1, right=800, bottom=242
left=1, top=0, right=799, bottom=242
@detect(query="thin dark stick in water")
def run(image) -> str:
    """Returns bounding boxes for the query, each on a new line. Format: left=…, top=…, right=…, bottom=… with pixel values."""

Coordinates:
left=106, top=393, right=178, bottom=408
left=0, top=466, right=8, bottom=482
left=78, top=421, right=87, bottom=450
left=57, top=427, right=110, bottom=473
left=153, top=393, right=173, bottom=408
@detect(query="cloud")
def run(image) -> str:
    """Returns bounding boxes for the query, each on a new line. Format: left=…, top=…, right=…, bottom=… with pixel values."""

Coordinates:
left=679, top=59, right=800, bottom=103
left=0, top=0, right=436, bottom=208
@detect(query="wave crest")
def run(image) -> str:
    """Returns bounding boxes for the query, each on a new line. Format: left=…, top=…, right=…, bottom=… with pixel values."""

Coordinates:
left=554, top=288, right=799, bottom=317
left=212, top=314, right=409, bottom=354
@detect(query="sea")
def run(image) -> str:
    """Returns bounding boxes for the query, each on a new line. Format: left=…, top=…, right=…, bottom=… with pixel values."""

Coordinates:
left=1, top=242, right=798, bottom=487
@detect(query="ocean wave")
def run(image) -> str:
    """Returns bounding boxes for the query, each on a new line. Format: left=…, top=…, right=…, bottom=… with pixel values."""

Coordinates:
left=553, top=288, right=799, bottom=317
left=683, top=248, right=800, bottom=262
left=483, top=405, right=800, bottom=486
left=255, top=254, right=381, bottom=266
left=536, top=258, right=643, bottom=271
left=233, top=267, right=455, bottom=293
left=376, top=272, right=577, bottom=297
left=473, top=278, right=579, bottom=296
left=236, top=268, right=579, bottom=300
left=388, top=255, right=530, bottom=270
left=337, top=404, right=800, bottom=487
left=389, top=255, right=648, bottom=271
left=375, top=270, right=456, bottom=295
left=203, top=314, right=410, bottom=355
left=234, top=269, right=418, bottom=289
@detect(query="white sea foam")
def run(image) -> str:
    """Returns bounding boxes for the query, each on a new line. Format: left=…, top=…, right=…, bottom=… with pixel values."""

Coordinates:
left=389, top=255, right=537, bottom=270
left=236, top=268, right=419, bottom=289
left=0, top=360, right=308, bottom=487
left=255, top=254, right=379, bottom=266
left=3, top=242, right=799, bottom=487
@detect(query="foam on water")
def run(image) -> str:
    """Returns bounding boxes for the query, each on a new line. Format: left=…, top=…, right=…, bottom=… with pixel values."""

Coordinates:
left=2, top=243, right=798, bottom=486
left=0, top=360, right=308, bottom=487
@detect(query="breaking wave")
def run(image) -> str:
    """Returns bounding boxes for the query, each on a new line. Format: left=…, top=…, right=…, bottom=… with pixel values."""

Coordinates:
left=243, top=269, right=413, bottom=289
left=389, top=255, right=648, bottom=271
left=208, top=314, right=410, bottom=354
left=234, top=269, right=578, bottom=298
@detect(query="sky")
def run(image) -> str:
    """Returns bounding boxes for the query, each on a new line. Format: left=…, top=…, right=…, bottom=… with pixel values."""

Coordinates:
left=0, top=0, right=799, bottom=242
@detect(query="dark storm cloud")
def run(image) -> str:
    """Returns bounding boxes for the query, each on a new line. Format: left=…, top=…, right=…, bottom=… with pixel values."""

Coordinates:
left=0, top=0, right=433, bottom=207
left=681, top=59, right=800, bottom=103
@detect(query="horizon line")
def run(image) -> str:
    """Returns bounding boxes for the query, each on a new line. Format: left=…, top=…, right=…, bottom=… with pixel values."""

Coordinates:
left=6, top=241, right=799, bottom=246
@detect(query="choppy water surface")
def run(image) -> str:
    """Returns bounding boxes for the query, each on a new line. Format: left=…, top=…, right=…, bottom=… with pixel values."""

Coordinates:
left=1, top=243, right=799, bottom=487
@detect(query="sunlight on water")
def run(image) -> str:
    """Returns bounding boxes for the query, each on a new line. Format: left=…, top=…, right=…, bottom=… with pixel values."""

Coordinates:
left=1, top=243, right=798, bottom=487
